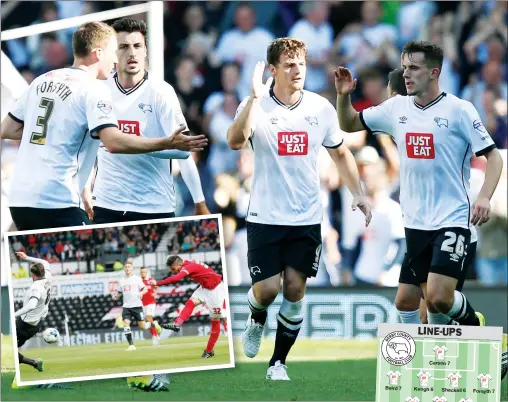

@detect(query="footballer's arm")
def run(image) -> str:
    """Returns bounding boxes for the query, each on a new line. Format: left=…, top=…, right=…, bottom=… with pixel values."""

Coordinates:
left=228, top=61, right=272, bottom=150
left=227, top=96, right=260, bottom=150
left=335, top=94, right=365, bottom=133
left=334, top=66, right=367, bottom=133
left=1, top=115, right=24, bottom=140
left=98, top=126, right=208, bottom=154
left=328, top=145, right=372, bottom=226
left=471, top=147, right=503, bottom=226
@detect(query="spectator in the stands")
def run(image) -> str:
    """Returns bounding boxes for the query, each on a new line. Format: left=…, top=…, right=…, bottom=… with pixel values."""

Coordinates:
left=207, top=93, right=241, bottom=177
left=171, top=56, right=206, bottom=129
left=335, top=0, right=397, bottom=76
left=17, top=265, right=29, bottom=279
left=462, top=60, right=508, bottom=121
left=396, top=1, right=437, bottom=47
left=483, top=88, right=507, bottom=149
left=288, top=1, right=333, bottom=92
left=203, top=62, right=241, bottom=129
left=26, top=2, right=70, bottom=72
left=214, top=3, right=274, bottom=99
left=55, top=240, right=65, bottom=260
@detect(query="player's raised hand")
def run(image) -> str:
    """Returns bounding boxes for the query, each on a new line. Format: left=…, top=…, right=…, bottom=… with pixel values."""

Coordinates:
left=471, top=196, right=491, bottom=226
left=334, top=66, right=357, bottom=96
left=149, top=279, right=157, bottom=286
left=251, top=61, right=273, bottom=99
left=167, top=126, right=208, bottom=152
left=15, top=252, right=27, bottom=260
left=351, top=195, right=372, bottom=227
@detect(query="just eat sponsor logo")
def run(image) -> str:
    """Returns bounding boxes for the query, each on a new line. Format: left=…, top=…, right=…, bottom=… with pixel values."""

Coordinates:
left=118, top=120, right=140, bottom=136
left=406, top=132, right=435, bottom=159
left=278, top=132, right=308, bottom=155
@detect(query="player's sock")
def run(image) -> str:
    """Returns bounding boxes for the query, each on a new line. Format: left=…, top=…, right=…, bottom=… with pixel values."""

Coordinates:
left=446, top=290, right=480, bottom=326
left=269, top=297, right=303, bottom=366
left=222, top=318, right=228, bottom=332
left=397, top=309, right=421, bottom=324
left=18, top=353, right=38, bottom=368
left=144, top=321, right=152, bottom=329
left=206, top=319, right=221, bottom=352
left=150, top=326, right=157, bottom=337
left=174, top=299, right=195, bottom=326
left=248, top=287, right=268, bottom=325
left=427, top=310, right=458, bottom=325
left=124, top=327, right=133, bottom=345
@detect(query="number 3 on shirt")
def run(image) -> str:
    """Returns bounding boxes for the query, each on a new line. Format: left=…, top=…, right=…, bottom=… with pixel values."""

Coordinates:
left=30, top=98, right=55, bottom=145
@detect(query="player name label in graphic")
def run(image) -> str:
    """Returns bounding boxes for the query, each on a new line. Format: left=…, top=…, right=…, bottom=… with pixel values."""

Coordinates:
left=376, top=324, right=503, bottom=402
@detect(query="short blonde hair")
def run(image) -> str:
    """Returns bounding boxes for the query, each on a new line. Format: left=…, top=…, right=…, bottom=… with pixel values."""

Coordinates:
left=72, top=21, right=116, bottom=58
left=267, top=37, right=307, bottom=66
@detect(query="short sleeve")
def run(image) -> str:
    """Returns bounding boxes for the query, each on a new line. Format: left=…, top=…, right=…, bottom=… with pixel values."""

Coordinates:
left=459, top=100, right=496, bottom=156
left=359, top=96, right=396, bottom=135
left=9, top=86, right=30, bottom=123
left=322, top=101, right=344, bottom=148
left=85, top=82, right=118, bottom=139
left=157, top=83, right=189, bottom=136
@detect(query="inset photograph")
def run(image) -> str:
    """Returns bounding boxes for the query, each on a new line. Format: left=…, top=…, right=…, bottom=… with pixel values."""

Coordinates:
left=6, top=215, right=233, bottom=386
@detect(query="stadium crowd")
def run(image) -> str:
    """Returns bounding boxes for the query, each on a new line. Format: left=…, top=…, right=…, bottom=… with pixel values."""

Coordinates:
left=2, top=1, right=506, bottom=287
left=10, top=223, right=167, bottom=263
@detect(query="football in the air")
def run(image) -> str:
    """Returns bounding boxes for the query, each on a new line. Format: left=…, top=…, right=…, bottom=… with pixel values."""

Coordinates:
left=42, top=328, right=60, bottom=344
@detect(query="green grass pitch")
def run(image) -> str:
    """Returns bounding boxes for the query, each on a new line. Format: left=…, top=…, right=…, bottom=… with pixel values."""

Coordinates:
left=2, top=335, right=506, bottom=401
left=17, top=335, right=231, bottom=382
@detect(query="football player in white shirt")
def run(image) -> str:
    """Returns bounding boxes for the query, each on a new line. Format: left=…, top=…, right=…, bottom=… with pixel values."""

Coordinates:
left=83, top=19, right=209, bottom=223
left=386, top=68, right=486, bottom=327
left=13, top=252, right=53, bottom=372
left=112, top=261, right=161, bottom=351
left=1, top=21, right=208, bottom=231
left=335, top=40, right=503, bottom=327
left=227, top=37, right=371, bottom=380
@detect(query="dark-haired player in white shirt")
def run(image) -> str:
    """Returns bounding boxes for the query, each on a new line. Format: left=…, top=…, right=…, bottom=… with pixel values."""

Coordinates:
left=84, top=18, right=209, bottom=223
left=1, top=22, right=207, bottom=230
left=335, top=41, right=503, bottom=329
left=13, top=252, right=53, bottom=372
left=227, top=37, right=371, bottom=380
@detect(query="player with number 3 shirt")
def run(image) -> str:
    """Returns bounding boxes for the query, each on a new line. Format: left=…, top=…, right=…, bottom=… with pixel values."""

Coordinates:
left=156, top=256, right=226, bottom=359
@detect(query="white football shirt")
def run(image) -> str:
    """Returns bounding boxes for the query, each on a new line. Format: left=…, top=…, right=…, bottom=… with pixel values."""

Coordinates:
left=446, top=372, right=462, bottom=387
left=417, top=370, right=432, bottom=386
left=360, top=92, right=495, bottom=231
left=8, top=67, right=118, bottom=209
left=432, top=397, right=447, bottom=402
left=477, top=373, right=492, bottom=388
left=406, top=398, right=420, bottom=402
left=236, top=89, right=344, bottom=225
left=20, top=257, right=52, bottom=325
left=343, top=193, right=404, bottom=284
left=118, top=274, right=144, bottom=308
left=386, top=370, right=401, bottom=385
left=433, top=345, right=448, bottom=360
left=92, top=72, right=188, bottom=213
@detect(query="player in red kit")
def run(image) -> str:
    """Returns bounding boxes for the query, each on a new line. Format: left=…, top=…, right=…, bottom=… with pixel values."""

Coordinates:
left=140, top=267, right=159, bottom=346
left=154, top=256, right=227, bottom=358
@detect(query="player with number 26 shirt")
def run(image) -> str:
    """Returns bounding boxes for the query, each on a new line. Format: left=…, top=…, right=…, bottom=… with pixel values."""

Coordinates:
left=156, top=256, right=225, bottom=359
